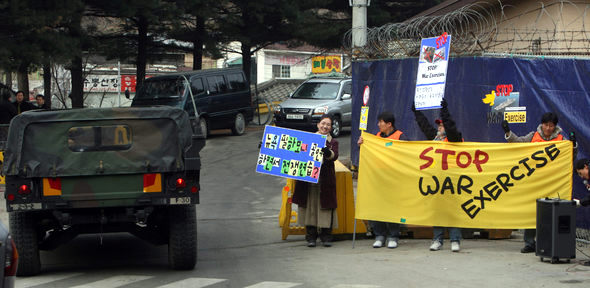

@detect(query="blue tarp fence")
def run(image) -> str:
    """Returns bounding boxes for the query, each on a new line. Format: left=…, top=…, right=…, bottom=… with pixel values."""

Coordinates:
left=351, top=56, right=590, bottom=228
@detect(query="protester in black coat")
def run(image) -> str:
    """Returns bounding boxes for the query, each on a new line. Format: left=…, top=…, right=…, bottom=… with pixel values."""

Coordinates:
left=574, top=158, right=590, bottom=207
left=12, top=90, right=35, bottom=114
left=0, top=93, right=17, bottom=124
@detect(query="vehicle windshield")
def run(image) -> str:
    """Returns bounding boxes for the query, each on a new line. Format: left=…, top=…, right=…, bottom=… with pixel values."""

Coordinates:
left=136, top=77, right=187, bottom=100
left=291, top=82, right=339, bottom=100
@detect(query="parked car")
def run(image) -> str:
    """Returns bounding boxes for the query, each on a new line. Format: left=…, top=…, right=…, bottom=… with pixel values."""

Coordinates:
left=3, top=107, right=204, bottom=276
left=129, top=68, right=254, bottom=138
left=273, top=76, right=352, bottom=137
left=0, top=221, right=17, bottom=287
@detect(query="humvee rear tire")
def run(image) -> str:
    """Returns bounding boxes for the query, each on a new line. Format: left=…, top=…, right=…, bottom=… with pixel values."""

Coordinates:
left=168, top=205, right=197, bottom=270
left=9, top=212, right=41, bottom=276
left=231, top=112, right=246, bottom=136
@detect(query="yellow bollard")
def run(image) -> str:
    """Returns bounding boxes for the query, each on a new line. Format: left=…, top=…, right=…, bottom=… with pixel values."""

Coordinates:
left=279, top=160, right=367, bottom=240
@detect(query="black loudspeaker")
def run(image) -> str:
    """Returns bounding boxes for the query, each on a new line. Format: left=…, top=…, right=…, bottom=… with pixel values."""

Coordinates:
left=536, top=198, right=576, bottom=263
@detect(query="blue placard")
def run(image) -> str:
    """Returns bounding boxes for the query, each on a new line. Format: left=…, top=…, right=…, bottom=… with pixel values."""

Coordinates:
left=256, top=126, right=327, bottom=183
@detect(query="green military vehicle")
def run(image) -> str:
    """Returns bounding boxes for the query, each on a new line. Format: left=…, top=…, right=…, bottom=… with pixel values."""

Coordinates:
left=1, top=106, right=204, bottom=276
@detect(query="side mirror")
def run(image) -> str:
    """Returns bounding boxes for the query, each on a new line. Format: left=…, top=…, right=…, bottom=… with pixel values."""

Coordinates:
left=341, top=93, right=351, bottom=100
left=124, top=89, right=130, bottom=99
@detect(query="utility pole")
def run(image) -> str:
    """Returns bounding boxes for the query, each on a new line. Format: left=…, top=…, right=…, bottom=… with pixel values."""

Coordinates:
left=350, top=0, right=370, bottom=49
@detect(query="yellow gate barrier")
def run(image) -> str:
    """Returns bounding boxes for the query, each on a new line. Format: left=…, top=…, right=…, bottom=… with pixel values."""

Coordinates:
left=279, top=160, right=367, bottom=240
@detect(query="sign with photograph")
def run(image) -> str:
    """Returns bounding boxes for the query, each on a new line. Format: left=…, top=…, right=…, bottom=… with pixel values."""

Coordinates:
left=414, top=33, right=452, bottom=110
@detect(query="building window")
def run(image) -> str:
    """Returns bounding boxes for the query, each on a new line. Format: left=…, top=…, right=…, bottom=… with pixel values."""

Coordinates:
left=272, top=65, right=291, bottom=78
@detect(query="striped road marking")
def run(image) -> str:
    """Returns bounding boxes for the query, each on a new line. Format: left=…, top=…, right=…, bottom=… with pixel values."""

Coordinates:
left=16, top=274, right=381, bottom=288
left=69, top=275, right=152, bottom=288
left=16, top=273, right=83, bottom=288
left=331, top=285, right=381, bottom=288
left=158, top=278, right=226, bottom=288
left=244, top=281, right=301, bottom=288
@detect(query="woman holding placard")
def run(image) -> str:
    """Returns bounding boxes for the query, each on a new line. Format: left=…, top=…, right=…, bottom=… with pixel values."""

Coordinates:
left=292, top=114, right=339, bottom=247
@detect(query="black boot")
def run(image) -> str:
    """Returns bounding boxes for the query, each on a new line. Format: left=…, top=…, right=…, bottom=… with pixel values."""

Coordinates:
left=320, top=228, right=332, bottom=247
left=305, top=226, right=318, bottom=247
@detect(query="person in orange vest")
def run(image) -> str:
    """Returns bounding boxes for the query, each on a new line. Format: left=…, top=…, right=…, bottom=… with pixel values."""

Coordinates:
left=502, top=112, right=577, bottom=253
left=412, top=98, right=463, bottom=252
left=357, top=111, right=407, bottom=249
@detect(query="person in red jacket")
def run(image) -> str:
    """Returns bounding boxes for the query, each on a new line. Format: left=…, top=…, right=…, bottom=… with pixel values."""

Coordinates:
left=502, top=112, right=577, bottom=253
left=358, top=111, right=407, bottom=249
left=292, top=114, right=339, bottom=248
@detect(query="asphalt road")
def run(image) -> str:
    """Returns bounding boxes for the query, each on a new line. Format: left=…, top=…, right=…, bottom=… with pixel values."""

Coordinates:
left=2, top=125, right=590, bottom=287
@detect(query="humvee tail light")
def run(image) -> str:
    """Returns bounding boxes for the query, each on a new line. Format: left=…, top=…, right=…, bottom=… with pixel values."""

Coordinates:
left=43, top=178, right=62, bottom=196
left=143, top=173, right=162, bottom=193
left=176, top=178, right=186, bottom=189
left=191, top=186, right=198, bottom=193
left=18, top=184, right=31, bottom=195
left=6, top=194, right=14, bottom=201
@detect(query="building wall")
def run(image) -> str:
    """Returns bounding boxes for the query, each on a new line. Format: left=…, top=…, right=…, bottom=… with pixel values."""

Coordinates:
left=258, top=50, right=313, bottom=84
left=489, top=0, right=590, bottom=54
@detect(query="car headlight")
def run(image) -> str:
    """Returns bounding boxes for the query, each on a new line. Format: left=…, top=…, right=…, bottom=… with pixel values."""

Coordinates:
left=313, top=106, right=328, bottom=115
left=274, top=105, right=282, bottom=113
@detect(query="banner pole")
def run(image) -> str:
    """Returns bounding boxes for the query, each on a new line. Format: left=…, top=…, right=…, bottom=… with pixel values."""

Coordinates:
left=352, top=218, right=357, bottom=248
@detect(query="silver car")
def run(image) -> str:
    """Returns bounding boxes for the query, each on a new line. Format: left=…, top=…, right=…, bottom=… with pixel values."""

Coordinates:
left=273, top=77, right=352, bottom=137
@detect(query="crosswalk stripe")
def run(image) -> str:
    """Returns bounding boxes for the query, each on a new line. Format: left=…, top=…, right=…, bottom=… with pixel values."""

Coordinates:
left=331, top=285, right=381, bottom=288
left=69, top=275, right=152, bottom=288
left=157, top=277, right=226, bottom=288
left=16, top=273, right=83, bottom=288
left=244, top=281, right=301, bottom=288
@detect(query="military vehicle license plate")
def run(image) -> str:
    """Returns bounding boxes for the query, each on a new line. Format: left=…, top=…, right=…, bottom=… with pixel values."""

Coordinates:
left=170, top=197, right=191, bottom=204
left=10, top=203, right=42, bottom=211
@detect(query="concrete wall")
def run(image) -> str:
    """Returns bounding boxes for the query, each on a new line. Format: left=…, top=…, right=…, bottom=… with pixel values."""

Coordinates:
left=490, top=0, right=590, bottom=54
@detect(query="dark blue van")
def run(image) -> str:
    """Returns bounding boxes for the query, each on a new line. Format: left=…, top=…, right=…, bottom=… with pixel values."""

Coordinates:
left=130, top=68, right=253, bottom=138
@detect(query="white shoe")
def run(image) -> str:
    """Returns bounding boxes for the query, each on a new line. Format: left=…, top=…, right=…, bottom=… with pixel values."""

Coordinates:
left=387, top=238, right=398, bottom=249
left=373, top=236, right=384, bottom=248
left=429, top=241, right=442, bottom=251
left=451, top=241, right=460, bottom=252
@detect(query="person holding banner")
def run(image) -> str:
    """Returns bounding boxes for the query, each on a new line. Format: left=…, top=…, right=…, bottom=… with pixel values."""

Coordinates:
left=502, top=112, right=577, bottom=253
left=412, top=98, right=463, bottom=252
left=292, top=115, right=339, bottom=247
left=574, top=159, right=590, bottom=207
left=358, top=111, right=407, bottom=249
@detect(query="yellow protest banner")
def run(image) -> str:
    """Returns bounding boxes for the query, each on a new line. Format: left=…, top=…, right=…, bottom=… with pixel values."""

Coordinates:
left=356, top=132, right=573, bottom=229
